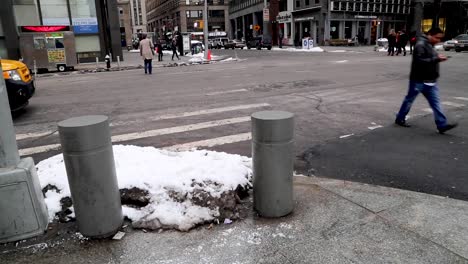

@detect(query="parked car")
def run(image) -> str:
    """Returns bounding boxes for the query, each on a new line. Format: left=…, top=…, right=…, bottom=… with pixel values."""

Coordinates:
left=233, top=40, right=246, bottom=49
left=444, top=34, right=468, bottom=51
left=223, top=40, right=236, bottom=49
left=1, top=59, right=35, bottom=112
left=246, top=35, right=272, bottom=50
left=454, top=34, right=468, bottom=52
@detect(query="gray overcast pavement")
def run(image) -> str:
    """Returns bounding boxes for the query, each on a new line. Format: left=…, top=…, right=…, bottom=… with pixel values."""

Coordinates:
left=1, top=177, right=468, bottom=264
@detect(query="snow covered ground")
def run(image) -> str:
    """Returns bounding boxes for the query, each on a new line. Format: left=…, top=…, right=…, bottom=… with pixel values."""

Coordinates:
left=37, top=145, right=252, bottom=231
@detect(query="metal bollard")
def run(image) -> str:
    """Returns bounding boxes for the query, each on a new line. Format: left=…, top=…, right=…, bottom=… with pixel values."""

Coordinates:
left=58, top=115, right=122, bottom=238
left=95, top=57, right=99, bottom=70
left=251, top=111, right=294, bottom=217
left=117, top=56, right=121, bottom=70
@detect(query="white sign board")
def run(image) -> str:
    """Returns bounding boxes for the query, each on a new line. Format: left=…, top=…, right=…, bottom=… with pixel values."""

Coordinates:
left=308, top=39, right=314, bottom=48
left=276, top=12, right=292, bottom=23
left=302, top=38, right=309, bottom=49
left=263, top=8, right=269, bottom=21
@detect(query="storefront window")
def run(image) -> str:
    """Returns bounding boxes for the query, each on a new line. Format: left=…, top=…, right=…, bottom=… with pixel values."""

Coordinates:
left=70, top=0, right=99, bottom=34
left=41, top=0, right=70, bottom=25
left=345, top=21, right=352, bottom=39
left=75, top=35, right=100, bottom=52
left=421, top=18, right=446, bottom=33
left=330, top=21, right=340, bottom=39
left=13, top=0, right=41, bottom=26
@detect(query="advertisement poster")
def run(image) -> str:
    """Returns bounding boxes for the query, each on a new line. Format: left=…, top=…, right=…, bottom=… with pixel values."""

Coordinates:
left=73, top=17, right=99, bottom=34
left=47, top=49, right=66, bottom=63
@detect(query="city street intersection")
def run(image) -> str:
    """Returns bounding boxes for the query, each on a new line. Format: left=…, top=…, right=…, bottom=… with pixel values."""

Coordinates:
left=14, top=48, right=468, bottom=199
left=2, top=47, right=468, bottom=263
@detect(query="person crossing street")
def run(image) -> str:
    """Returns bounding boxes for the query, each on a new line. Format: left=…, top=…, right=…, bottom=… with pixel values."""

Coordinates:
left=395, top=28, right=458, bottom=134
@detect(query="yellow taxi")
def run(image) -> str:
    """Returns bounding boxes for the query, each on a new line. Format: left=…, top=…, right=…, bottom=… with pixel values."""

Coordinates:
left=1, top=59, right=35, bottom=111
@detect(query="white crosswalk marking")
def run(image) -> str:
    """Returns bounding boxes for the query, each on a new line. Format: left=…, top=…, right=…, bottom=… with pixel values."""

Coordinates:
left=454, top=97, right=468, bottom=102
left=19, top=116, right=251, bottom=156
left=442, top=101, right=466, bottom=108
left=206, top=89, right=248, bottom=96
left=112, top=116, right=250, bottom=143
left=164, top=133, right=251, bottom=151
left=15, top=103, right=269, bottom=140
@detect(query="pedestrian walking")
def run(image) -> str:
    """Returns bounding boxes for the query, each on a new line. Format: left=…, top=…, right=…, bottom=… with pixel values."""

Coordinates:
left=395, top=27, right=458, bottom=134
left=139, top=34, right=154, bottom=74
left=387, top=29, right=396, bottom=56
left=397, top=30, right=409, bottom=56
left=409, top=31, right=417, bottom=55
left=171, top=36, right=180, bottom=61
left=156, top=40, right=163, bottom=62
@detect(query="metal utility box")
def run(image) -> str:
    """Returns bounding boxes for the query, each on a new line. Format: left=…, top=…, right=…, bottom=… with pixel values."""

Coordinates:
left=19, top=26, right=77, bottom=72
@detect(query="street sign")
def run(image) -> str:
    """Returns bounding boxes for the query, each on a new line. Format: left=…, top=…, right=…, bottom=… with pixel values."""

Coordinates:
left=254, top=24, right=261, bottom=31
left=263, top=8, right=269, bottom=21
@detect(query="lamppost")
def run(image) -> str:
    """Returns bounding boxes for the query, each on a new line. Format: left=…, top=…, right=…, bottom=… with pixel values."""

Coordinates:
left=203, top=0, right=209, bottom=60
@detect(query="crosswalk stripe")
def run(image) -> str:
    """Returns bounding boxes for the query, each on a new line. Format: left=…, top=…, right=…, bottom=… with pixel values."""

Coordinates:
left=112, top=116, right=250, bottom=143
left=163, top=132, right=252, bottom=151
left=442, top=101, right=466, bottom=108
left=16, top=131, right=57, bottom=141
left=206, top=89, right=248, bottom=96
left=19, top=116, right=251, bottom=156
left=16, top=103, right=269, bottom=140
left=454, top=97, right=468, bottom=102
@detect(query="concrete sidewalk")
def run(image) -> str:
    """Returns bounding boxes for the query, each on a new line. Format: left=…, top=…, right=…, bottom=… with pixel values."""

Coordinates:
left=1, top=176, right=467, bottom=264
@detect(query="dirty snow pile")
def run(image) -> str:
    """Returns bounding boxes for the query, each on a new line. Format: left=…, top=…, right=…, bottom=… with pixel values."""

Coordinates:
left=272, top=47, right=324, bottom=52
left=37, top=145, right=252, bottom=231
left=187, top=52, right=221, bottom=62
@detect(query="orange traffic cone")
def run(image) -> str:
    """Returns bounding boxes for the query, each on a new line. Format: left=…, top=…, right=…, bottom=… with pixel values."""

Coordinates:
left=207, top=50, right=212, bottom=61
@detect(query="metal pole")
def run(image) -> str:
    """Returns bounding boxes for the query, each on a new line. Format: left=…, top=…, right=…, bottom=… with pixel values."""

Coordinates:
left=96, top=57, right=99, bottom=70
left=251, top=111, right=294, bottom=217
left=263, top=0, right=270, bottom=41
left=0, top=64, right=20, bottom=168
left=58, top=115, right=122, bottom=238
left=117, top=55, right=121, bottom=70
left=203, top=0, right=209, bottom=60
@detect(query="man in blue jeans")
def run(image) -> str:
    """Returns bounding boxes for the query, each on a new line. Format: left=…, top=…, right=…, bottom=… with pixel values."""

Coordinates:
left=395, top=27, right=458, bottom=134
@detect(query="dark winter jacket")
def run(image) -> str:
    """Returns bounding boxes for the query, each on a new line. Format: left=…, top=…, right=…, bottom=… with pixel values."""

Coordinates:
left=398, top=32, right=408, bottom=47
left=387, top=34, right=396, bottom=46
left=409, top=35, right=441, bottom=82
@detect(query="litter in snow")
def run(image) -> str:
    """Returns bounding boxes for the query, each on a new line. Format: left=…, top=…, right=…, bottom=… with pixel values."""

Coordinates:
left=224, top=218, right=233, bottom=224
left=112, top=231, right=126, bottom=240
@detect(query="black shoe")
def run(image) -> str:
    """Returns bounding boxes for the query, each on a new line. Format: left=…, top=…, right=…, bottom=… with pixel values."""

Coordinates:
left=395, top=120, right=411, bottom=127
left=438, top=123, right=458, bottom=134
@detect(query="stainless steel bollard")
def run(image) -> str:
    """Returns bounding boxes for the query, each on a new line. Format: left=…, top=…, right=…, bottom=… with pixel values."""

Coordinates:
left=58, top=115, right=122, bottom=238
left=252, top=111, right=294, bottom=217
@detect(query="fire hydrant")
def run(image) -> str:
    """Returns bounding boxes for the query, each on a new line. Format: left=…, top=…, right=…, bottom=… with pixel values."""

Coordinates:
left=105, top=54, right=111, bottom=71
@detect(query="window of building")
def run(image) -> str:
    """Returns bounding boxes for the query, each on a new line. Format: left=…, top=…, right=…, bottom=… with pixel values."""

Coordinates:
left=315, top=0, right=319, bottom=4
left=41, top=0, right=70, bottom=25
left=295, top=0, right=300, bottom=8
left=305, top=0, right=309, bottom=6
left=13, top=0, right=41, bottom=26
left=345, top=21, right=352, bottom=38
left=70, top=0, right=98, bottom=33
left=209, top=10, right=224, bottom=17
left=421, top=18, right=446, bottom=33
left=75, top=35, right=101, bottom=52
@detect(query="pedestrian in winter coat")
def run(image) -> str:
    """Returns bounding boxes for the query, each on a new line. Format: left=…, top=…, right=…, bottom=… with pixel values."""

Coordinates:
left=171, top=37, right=180, bottom=61
left=397, top=30, right=409, bottom=56
left=395, top=27, right=458, bottom=134
left=387, top=29, right=396, bottom=56
left=156, top=41, right=163, bottom=61
left=139, top=34, right=154, bottom=74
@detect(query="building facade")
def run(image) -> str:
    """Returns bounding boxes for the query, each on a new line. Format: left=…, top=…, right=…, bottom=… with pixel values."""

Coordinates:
left=288, top=0, right=412, bottom=46
left=229, top=0, right=283, bottom=45
left=130, top=0, right=148, bottom=33
left=0, top=0, right=122, bottom=62
left=146, top=0, right=230, bottom=38
left=118, top=0, right=133, bottom=47
left=411, top=0, right=468, bottom=39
